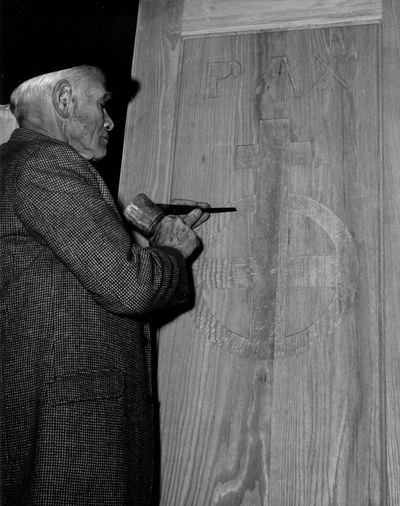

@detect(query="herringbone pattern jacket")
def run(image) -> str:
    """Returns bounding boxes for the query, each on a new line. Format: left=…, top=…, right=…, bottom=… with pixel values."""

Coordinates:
left=0, top=129, right=189, bottom=505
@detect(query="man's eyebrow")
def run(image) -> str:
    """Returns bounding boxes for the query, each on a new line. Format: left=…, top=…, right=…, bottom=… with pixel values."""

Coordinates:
left=103, top=91, right=113, bottom=101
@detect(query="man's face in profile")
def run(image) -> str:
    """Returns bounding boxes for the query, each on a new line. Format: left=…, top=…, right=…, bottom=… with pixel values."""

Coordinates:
left=66, top=76, right=114, bottom=161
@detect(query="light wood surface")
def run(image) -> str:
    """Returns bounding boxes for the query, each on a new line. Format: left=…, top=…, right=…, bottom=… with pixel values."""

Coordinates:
left=182, top=0, right=381, bottom=36
left=118, top=0, right=184, bottom=210
left=118, top=0, right=400, bottom=504
left=158, top=26, right=381, bottom=505
left=383, top=0, right=400, bottom=503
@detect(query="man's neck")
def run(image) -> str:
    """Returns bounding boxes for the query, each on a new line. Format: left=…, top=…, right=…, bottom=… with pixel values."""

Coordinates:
left=20, top=118, right=66, bottom=143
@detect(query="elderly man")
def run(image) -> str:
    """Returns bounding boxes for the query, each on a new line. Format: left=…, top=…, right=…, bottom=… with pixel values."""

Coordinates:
left=0, top=65, right=209, bottom=505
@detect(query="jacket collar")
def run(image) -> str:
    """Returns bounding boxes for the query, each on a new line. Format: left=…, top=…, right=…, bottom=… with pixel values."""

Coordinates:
left=9, top=128, right=124, bottom=223
left=9, top=127, right=65, bottom=144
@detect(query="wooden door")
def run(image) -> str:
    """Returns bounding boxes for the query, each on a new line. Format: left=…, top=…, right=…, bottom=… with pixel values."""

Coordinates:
left=119, top=1, right=400, bottom=504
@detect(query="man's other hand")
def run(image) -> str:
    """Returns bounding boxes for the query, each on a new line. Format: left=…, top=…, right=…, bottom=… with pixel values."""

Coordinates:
left=149, top=214, right=201, bottom=259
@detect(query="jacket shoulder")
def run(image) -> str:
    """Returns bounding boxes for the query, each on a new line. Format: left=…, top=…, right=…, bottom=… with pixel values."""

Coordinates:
left=2, top=128, right=86, bottom=164
left=3, top=129, right=95, bottom=183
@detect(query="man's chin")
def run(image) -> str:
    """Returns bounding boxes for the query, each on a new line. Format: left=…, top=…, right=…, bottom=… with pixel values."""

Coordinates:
left=74, top=143, right=107, bottom=162
left=91, top=148, right=108, bottom=162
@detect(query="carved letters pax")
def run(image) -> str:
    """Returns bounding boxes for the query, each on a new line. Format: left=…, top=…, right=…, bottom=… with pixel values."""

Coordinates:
left=204, top=61, right=241, bottom=98
left=204, top=55, right=349, bottom=99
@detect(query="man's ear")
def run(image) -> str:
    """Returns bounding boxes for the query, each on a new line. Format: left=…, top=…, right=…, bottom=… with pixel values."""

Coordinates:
left=52, top=80, right=72, bottom=118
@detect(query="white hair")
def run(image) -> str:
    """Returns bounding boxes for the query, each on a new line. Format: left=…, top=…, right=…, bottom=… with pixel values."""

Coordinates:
left=10, top=65, right=105, bottom=124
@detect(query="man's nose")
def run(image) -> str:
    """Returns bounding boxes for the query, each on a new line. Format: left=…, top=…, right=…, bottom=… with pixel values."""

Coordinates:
left=104, top=109, right=114, bottom=131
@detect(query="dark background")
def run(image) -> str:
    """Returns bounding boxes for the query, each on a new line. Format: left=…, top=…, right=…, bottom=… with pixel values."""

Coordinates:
left=0, top=0, right=140, bottom=198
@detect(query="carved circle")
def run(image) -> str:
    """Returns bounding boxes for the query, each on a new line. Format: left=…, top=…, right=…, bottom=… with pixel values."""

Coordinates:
left=190, top=193, right=359, bottom=360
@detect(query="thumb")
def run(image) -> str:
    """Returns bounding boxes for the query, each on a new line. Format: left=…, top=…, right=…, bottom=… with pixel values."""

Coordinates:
left=182, top=208, right=202, bottom=228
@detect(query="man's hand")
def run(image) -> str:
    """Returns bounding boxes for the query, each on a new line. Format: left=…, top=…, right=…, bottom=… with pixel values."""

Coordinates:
left=169, top=198, right=210, bottom=228
left=149, top=199, right=210, bottom=259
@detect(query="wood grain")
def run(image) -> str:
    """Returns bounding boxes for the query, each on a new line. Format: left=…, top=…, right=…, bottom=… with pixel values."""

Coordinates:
left=118, top=0, right=184, bottom=211
left=383, top=0, right=400, bottom=503
left=182, top=0, right=382, bottom=37
left=155, top=26, right=381, bottom=505
left=118, top=0, right=400, bottom=503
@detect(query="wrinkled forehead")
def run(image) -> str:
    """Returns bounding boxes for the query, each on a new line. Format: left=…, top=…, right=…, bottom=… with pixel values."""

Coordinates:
left=76, top=75, right=110, bottom=102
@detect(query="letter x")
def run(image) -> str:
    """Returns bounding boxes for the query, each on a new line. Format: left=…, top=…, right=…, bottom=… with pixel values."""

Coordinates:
left=312, top=54, right=348, bottom=90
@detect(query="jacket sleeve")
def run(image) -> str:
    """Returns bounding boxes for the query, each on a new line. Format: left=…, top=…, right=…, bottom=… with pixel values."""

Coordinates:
left=13, top=141, right=190, bottom=316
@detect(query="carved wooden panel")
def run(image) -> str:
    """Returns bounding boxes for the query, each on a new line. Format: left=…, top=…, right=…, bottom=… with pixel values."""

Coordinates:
left=120, top=0, right=400, bottom=503
left=154, top=25, right=382, bottom=505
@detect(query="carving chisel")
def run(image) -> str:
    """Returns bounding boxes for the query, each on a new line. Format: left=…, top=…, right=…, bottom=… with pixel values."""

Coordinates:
left=123, top=193, right=236, bottom=239
left=156, top=204, right=237, bottom=215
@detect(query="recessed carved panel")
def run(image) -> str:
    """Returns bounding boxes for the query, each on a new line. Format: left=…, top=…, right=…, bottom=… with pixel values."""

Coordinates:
left=190, top=119, right=359, bottom=359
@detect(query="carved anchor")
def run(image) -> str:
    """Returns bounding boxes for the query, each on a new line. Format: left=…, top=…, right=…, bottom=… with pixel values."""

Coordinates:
left=190, top=119, right=359, bottom=360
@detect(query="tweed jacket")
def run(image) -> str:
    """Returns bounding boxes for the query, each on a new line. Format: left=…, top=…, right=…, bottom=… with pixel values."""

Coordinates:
left=0, top=129, right=190, bottom=505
